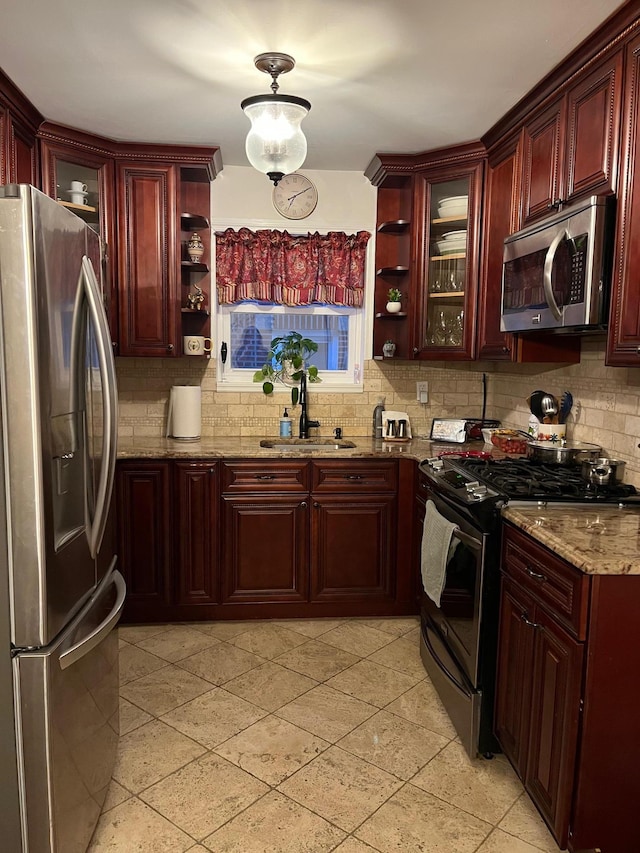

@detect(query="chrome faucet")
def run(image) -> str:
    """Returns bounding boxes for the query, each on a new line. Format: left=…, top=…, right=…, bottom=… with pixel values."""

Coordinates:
left=298, top=372, right=320, bottom=438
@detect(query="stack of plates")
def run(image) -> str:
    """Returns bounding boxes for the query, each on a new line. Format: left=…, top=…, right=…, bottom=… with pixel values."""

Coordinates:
left=436, top=229, right=467, bottom=254
left=437, top=195, right=468, bottom=219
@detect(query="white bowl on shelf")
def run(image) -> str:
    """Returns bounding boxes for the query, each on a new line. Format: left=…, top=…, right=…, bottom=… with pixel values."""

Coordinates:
left=437, top=196, right=468, bottom=219
left=436, top=239, right=466, bottom=254
left=442, top=230, right=467, bottom=241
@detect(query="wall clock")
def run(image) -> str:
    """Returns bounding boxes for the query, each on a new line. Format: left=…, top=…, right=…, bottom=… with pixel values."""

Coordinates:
left=272, top=173, right=318, bottom=219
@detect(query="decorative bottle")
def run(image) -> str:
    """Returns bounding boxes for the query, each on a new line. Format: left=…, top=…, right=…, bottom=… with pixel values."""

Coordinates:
left=372, top=397, right=385, bottom=439
left=187, top=232, right=204, bottom=263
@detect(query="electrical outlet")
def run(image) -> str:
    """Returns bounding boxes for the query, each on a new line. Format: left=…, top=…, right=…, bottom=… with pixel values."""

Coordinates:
left=416, top=381, right=429, bottom=403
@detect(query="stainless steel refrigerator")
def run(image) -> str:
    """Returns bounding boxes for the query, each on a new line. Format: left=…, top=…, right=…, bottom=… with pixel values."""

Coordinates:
left=0, top=185, right=124, bottom=852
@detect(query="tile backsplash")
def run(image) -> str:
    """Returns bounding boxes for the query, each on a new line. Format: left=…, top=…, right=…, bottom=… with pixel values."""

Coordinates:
left=117, top=337, right=640, bottom=486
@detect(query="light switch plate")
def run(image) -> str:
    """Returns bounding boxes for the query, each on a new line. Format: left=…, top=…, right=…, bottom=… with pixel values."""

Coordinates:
left=416, top=381, right=429, bottom=403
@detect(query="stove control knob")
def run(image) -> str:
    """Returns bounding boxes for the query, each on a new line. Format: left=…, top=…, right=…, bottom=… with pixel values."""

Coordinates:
left=472, top=485, right=488, bottom=498
left=465, top=480, right=480, bottom=492
left=428, top=458, right=444, bottom=471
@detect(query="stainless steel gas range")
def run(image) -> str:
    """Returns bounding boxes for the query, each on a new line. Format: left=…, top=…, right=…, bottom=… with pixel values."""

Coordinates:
left=417, top=452, right=640, bottom=759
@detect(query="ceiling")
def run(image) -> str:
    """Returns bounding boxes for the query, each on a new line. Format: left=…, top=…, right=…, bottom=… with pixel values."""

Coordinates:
left=0, top=0, right=626, bottom=172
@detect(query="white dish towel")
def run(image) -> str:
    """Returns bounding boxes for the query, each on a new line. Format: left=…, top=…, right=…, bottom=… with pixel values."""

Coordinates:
left=421, top=499, right=460, bottom=607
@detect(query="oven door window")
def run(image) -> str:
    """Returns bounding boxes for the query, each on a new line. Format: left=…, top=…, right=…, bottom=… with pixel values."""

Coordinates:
left=423, top=523, right=485, bottom=687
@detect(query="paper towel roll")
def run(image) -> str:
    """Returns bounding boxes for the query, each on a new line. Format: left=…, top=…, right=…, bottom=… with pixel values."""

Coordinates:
left=167, top=385, right=201, bottom=441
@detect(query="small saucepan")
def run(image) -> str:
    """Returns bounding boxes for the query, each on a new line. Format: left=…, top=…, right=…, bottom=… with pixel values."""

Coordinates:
left=581, top=457, right=626, bottom=487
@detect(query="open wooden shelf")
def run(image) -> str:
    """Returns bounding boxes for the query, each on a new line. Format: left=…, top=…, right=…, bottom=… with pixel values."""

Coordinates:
left=377, top=219, right=410, bottom=234
left=181, top=307, right=210, bottom=316
left=375, top=311, right=407, bottom=319
left=428, top=291, right=465, bottom=299
left=181, top=261, right=209, bottom=272
left=376, top=265, right=409, bottom=276
left=430, top=253, right=465, bottom=261
left=181, top=213, right=209, bottom=230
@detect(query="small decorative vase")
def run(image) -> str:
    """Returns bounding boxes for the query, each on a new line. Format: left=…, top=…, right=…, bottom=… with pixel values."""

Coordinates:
left=386, top=301, right=401, bottom=314
left=382, top=340, right=396, bottom=358
left=187, top=232, right=204, bottom=263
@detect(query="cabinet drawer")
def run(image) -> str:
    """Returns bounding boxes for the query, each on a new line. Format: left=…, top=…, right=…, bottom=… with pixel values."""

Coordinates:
left=221, top=460, right=309, bottom=493
left=502, top=524, right=589, bottom=639
left=311, top=460, right=397, bottom=493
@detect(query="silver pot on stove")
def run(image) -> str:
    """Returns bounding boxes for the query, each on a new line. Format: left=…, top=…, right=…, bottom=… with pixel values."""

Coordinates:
left=580, top=457, right=626, bottom=486
left=526, top=439, right=601, bottom=466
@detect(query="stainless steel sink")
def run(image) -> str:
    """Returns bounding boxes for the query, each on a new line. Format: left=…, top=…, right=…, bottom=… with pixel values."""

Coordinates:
left=260, top=438, right=356, bottom=451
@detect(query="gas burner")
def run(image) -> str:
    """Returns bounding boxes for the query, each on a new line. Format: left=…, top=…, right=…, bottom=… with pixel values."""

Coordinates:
left=453, top=457, right=638, bottom=503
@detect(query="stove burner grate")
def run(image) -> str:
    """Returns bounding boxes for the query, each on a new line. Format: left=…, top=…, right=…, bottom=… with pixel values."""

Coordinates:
left=457, top=458, right=637, bottom=502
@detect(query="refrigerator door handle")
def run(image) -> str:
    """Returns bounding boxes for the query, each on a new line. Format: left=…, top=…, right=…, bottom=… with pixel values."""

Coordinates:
left=81, top=255, right=118, bottom=558
left=59, top=565, right=125, bottom=670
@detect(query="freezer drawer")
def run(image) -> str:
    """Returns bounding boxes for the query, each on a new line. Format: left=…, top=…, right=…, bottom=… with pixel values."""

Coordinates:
left=14, top=564, right=124, bottom=853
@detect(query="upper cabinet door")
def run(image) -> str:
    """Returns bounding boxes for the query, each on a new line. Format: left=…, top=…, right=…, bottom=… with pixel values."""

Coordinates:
left=477, top=132, right=522, bottom=361
left=607, top=33, right=640, bottom=366
left=565, top=49, right=622, bottom=203
left=413, top=160, right=483, bottom=361
left=39, top=130, right=118, bottom=348
left=521, top=98, right=566, bottom=226
left=117, top=162, right=179, bottom=357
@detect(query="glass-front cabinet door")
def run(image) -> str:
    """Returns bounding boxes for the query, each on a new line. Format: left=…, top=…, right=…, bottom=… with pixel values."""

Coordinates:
left=39, top=130, right=118, bottom=349
left=414, top=161, right=483, bottom=360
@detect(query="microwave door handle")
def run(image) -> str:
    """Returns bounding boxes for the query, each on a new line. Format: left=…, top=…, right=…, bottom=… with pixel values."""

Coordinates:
left=542, top=229, right=566, bottom=321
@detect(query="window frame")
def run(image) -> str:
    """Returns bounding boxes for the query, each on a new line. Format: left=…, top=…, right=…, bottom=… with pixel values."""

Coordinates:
left=212, top=222, right=373, bottom=394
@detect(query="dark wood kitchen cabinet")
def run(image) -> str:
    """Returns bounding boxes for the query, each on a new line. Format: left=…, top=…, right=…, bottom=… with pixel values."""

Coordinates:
left=174, top=461, right=219, bottom=605
left=477, top=132, right=581, bottom=364
left=116, top=161, right=179, bottom=357
left=495, top=522, right=640, bottom=852
left=118, top=456, right=418, bottom=622
left=0, top=70, right=40, bottom=186
left=310, top=460, right=397, bottom=602
left=220, top=460, right=310, bottom=604
left=117, top=459, right=219, bottom=620
left=520, top=49, right=622, bottom=227
left=39, top=123, right=119, bottom=347
left=607, top=31, right=640, bottom=366
left=116, top=460, right=173, bottom=621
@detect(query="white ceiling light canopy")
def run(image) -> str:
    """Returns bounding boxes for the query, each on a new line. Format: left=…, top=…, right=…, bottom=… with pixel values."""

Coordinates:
left=241, top=52, right=311, bottom=186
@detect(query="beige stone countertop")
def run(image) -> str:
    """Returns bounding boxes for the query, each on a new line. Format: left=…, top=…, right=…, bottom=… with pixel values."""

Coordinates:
left=116, top=435, right=449, bottom=461
left=502, top=504, right=640, bottom=575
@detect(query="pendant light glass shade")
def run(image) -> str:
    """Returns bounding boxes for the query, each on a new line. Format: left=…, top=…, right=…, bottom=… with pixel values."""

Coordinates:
left=240, top=53, right=311, bottom=185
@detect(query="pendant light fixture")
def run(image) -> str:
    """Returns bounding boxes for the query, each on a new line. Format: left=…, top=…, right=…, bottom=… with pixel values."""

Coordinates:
left=241, top=52, right=311, bottom=186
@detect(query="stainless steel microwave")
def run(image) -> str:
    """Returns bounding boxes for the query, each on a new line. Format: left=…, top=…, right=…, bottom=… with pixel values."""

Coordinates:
left=501, top=195, right=615, bottom=333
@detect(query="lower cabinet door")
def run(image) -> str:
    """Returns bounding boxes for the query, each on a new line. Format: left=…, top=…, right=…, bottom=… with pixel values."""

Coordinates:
left=494, top=577, right=536, bottom=778
left=221, top=495, right=309, bottom=603
left=525, top=606, right=584, bottom=848
left=310, top=494, right=396, bottom=601
left=116, top=461, right=172, bottom=616
left=174, top=461, right=219, bottom=605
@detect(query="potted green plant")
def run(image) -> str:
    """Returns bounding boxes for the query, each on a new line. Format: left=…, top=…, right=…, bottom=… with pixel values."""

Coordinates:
left=386, top=287, right=402, bottom=313
left=253, top=331, right=321, bottom=404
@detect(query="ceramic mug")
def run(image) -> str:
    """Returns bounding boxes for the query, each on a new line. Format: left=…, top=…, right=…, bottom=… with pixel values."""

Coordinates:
left=183, top=335, right=212, bottom=356
left=70, top=180, right=88, bottom=192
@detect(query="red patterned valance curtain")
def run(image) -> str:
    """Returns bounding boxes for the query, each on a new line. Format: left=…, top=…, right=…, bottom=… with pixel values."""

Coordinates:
left=216, top=228, right=370, bottom=307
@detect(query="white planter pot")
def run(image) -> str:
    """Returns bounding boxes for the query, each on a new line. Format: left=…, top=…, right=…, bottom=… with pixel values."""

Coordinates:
left=386, top=301, right=401, bottom=313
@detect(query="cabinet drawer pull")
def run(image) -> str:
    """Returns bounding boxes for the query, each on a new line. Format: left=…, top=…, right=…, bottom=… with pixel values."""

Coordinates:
left=300, top=501, right=307, bottom=508
left=344, top=474, right=364, bottom=480
left=167, top=343, right=174, bottom=351
left=520, top=612, right=544, bottom=631
left=525, top=567, right=546, bottom=581
left=255, top=474, right=276, bottom=480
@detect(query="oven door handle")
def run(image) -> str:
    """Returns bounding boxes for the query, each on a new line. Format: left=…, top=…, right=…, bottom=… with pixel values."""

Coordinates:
left=451, top=526, right=483, bottom=552
left=425, top=491, right=485, bottom=551
left=423, top=622, right=472, bottom=697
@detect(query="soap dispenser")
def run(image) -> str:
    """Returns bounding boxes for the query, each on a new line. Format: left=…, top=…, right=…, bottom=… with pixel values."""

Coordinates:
left=279, top=408, right=293, bottom=438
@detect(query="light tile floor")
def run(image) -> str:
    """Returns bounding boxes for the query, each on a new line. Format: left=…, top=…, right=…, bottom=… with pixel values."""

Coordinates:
left=88, top=617, right=562, bottom=853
